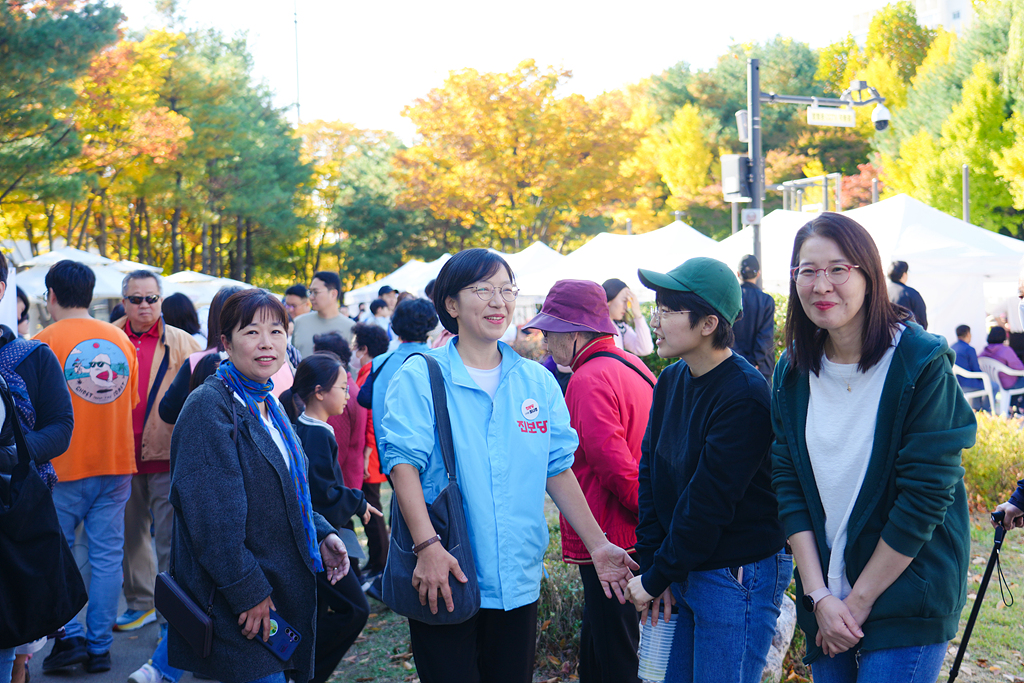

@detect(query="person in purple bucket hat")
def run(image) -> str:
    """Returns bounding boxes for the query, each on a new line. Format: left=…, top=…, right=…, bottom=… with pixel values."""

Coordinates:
left=524, top=280, right=657, bottom=683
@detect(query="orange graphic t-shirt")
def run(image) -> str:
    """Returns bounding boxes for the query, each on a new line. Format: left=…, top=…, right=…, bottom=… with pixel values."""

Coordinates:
left=35, top=317, right=140, bottom=483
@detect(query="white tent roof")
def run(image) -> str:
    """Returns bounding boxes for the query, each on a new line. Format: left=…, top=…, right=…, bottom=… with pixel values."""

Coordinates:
left=714, top=194, right=1024, bottom=344
left=162, top=271, right=252, bottom=307
left=19, top=246, right=115, bottom=268
left=17, top=263, right=128, bottom=300
left=489, top=242, right=566, bottom=279
left=346, top=254, right=452, bottom=306
left=517, top=220, right=719, bottom=302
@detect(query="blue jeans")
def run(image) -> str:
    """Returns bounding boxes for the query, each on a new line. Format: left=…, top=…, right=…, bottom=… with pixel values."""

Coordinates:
left=0, top=647, right=15, bottom=683
left=245, top=674, right=286, bottom=683
left=52, top=474, right=133, bottom=655
left=810, top=642, right=947, bottom=683
left=665, top=550, right=793, bottom=683
left=151, top=626, right=184, bottom=683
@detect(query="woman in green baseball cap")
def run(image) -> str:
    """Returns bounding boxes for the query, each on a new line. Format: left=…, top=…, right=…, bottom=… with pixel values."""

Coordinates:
left=623, top=256, right=791, bottom=683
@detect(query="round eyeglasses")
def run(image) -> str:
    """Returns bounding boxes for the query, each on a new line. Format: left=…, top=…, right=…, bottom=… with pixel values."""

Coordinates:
left=462, top=285, right=519, bottom=303
left=790, top=264, right=860, bottom=287
left=650, top=308, right=691, bottom=324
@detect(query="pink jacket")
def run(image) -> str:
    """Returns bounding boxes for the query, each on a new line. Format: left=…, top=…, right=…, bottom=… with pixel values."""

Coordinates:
left=328, top=373, right=367, bottom=489
left=559, top=336, right=656, bottom=562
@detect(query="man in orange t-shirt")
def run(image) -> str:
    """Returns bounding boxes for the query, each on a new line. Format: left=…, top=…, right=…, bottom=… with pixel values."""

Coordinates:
left=35, top=260, right=139, bottom=675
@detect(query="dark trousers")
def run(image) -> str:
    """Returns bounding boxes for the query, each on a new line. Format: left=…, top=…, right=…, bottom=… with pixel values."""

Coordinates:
left=1010, top=332, right=1024, bottom=364
left=578, top=563, right=641, bottom=683
left=361, top=482, right=389, bottom=574
left=312, top=568, right=370, bottom=683
left=407, top=601, right=539, bottom=683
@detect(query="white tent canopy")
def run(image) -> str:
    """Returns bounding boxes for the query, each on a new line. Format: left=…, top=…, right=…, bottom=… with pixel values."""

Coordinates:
left=17, top=263, right=128, bottom=300
left=345, top=254, right=452, bottom=306
left=162, top=271, right=252, bottom=308
left=713, top=194, right=1024, bottom=345
left=516, top=220, right=720, bottom=303
left=489, top=242, right=566, bottom=281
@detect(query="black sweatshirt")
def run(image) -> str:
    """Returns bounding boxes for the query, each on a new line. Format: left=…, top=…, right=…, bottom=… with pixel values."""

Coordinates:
left=636, top=352, right=785, bottom=597
left=0, top=325, right=75, bottom=472
left=294, top=414, right=366, bottom=530
left=159, top=360, right=193, bottom=424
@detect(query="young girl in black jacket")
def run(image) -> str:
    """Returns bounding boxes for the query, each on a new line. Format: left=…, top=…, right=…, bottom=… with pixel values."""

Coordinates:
left=293, top=352, right=381, bottom=683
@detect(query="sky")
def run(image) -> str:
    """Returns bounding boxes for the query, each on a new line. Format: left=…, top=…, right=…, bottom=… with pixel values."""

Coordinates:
left=116, top=0, right=875, bottom=140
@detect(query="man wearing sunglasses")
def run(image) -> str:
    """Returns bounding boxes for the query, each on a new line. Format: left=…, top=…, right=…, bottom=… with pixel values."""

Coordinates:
left=110, top=271, right=201, bottom=641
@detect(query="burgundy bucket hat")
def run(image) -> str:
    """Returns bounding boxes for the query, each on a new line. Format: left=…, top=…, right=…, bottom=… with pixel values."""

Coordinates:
left=523, top=279, right=618, bottom=335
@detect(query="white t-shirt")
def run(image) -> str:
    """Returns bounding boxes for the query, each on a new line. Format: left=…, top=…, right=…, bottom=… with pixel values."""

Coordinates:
left=466, top=364, right=502, bottom=400
left=234, top=392, right=290, bottom=472
left=806, top=327, right=903, bottom=599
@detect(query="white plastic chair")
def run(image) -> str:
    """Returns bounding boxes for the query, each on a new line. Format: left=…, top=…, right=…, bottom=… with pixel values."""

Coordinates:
left=977, top=357, right=1024, bottom=416
left=951, top=364, right=994, bottom=413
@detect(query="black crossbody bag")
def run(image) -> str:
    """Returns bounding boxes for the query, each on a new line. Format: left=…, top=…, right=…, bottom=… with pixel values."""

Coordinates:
left=381, top=353, right=480, bottom=625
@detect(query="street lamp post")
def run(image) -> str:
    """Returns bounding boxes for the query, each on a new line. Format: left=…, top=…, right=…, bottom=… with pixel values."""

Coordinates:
left=745, top=58, right=888, bottom=274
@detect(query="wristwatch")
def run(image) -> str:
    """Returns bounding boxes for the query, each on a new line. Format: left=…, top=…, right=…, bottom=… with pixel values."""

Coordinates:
left=802, top=587, right=832, bottom=613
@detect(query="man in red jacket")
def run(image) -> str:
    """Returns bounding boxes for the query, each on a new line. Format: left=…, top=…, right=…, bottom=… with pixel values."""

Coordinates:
left=525, top=280, right=656, bottom=683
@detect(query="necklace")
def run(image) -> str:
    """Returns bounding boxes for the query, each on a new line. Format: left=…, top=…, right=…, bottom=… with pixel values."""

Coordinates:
left=838, top=363, right=857, bottom=392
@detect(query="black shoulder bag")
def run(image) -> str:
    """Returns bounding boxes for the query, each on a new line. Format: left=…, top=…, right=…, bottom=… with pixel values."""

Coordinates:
left=356, top=355, right=392, bottom=409
left=579, top=350, right=655, bottom=389
left=0, top=375, right=88, bottom=648
left=381, top=353, right=480, bottom=625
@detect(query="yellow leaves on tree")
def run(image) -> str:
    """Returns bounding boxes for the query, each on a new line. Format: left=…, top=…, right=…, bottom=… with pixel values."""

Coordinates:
left=73, top=29, right=192, bottom=174
left=656, top=103, right=716, bottom=210
left=394, top=60, right=641, bottom=247
left=995, top=113, right=1024, bottom=210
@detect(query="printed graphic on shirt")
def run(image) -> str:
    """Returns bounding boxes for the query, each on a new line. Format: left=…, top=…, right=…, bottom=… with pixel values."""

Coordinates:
left=63, top=339, right=130, bottom=404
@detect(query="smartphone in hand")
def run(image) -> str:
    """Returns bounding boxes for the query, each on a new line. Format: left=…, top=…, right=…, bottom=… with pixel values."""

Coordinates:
left=258, top=609, right=302, bottom=662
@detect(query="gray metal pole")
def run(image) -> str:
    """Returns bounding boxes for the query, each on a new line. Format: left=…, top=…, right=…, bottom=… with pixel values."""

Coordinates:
left=823, top=176, right=829, bottom=212
left=835, top=174, right=842, bottom=212
left=962, top=164, right=970, bottom=223
left=294, top=0, right=301, bottom=126
left=731, top=202, right=739, bottom=234
left=872, top=178, right=879, bottom=204
left=626, top=218, right=633, bottom=235
left=747, top=59, right=763, bottom=286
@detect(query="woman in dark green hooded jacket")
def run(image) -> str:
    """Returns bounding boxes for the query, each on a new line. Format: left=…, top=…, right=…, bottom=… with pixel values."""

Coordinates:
left=770, top=213, right=976, bottom=683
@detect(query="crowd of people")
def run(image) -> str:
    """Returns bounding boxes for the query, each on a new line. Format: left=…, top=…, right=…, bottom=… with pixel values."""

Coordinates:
left=1, top=209, right=1022, bottom=683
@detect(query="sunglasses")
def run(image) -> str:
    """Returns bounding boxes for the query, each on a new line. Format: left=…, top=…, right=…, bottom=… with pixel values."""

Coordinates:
left=125, top=295, right=161, bottom=305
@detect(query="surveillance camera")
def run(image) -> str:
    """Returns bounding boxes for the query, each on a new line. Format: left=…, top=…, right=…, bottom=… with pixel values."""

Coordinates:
left=872, top=103, right=891, bottom=131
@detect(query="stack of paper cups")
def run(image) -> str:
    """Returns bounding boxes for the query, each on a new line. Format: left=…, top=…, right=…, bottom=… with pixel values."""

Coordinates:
left=637, top=613, right=676, bottom=683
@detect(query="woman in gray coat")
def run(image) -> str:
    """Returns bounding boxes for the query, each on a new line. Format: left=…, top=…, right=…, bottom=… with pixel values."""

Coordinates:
left=168, top=289, right=350, bottom=683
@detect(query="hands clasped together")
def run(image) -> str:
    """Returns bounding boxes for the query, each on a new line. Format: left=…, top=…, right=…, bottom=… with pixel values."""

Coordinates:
left=812, top=593, right=871, bottom=657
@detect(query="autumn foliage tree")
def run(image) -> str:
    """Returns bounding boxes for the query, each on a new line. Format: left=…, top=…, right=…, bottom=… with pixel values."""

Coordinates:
left=394, top=60, right=643, bottom=249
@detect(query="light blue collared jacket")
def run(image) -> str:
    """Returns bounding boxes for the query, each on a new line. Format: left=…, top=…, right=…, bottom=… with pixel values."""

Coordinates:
left=380, top=338, right=578, bottom=611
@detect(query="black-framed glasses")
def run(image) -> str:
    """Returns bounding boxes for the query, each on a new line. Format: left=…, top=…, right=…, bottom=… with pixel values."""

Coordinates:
left=462, top=285, right=519, bottom=302
left=790, top=264, right=861, bottom=287
left=125, top=294, right=161, bottom=305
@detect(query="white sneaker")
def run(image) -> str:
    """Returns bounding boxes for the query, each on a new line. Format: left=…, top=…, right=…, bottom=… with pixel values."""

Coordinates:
left=128, top=663, right=162, bottom=683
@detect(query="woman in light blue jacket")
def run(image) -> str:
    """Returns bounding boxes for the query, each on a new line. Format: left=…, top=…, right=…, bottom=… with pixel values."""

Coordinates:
left=381, top=249, right=637, bottom=683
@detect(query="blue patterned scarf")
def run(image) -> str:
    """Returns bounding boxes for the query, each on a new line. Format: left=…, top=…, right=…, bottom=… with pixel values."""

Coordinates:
left=216, top=360, right=323, bottom=572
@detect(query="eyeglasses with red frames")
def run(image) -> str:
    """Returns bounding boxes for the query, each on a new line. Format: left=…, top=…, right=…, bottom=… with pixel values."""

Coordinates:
left=790, top=264, right=861, bottom=287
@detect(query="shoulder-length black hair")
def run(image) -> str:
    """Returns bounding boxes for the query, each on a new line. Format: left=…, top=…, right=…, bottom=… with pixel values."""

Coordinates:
left=784, top=212, right=904, bottom=375
left=432, top=249, right=515, bottom=334
left=162, top=293, right=201, bottom=336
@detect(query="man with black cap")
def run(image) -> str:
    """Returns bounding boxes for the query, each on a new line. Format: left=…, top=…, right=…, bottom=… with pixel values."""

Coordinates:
left=731, top=254, right=775, bottom=383
left=524, top=280, right=656, bottom=683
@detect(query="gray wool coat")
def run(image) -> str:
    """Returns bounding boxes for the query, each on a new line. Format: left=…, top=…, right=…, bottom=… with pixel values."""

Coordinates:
left=167, top=375, right=337, bottom=683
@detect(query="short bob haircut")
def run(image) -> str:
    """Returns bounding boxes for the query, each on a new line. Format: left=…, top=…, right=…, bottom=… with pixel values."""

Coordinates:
left=313, top=331, right=352, bottom=365
left=352, top=323, right=389, bottom=358
left=653, top=289, right=735, bottom=350
left=219, top=289, right=289, bottom=347
left=785, top=212, right=904, bottom=375
left=46, top=260, right=95, bottom=309
left=987, top=326, right=1008, bottom=345
left=392, top=298, right=439, bottom=343
left=208, top=286, right=245, bottom=350
left=432, top=248, right=515, bottom=334
left=889, top=260, right=909, bottom=283
left=293, top=351, right=344, bottom=403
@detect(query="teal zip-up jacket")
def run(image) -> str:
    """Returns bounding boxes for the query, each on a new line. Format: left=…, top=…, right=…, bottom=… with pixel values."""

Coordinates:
left=770, top=322, right=976, bottom=664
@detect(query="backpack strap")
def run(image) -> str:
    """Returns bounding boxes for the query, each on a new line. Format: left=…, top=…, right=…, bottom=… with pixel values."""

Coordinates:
left=402, top=353, right=457, bottom=483
left=577, top=351, right=655, bottom=389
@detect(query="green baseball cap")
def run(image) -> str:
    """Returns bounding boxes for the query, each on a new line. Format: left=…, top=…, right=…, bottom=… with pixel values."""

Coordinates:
left=637, top=257, right=743, bottom=325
